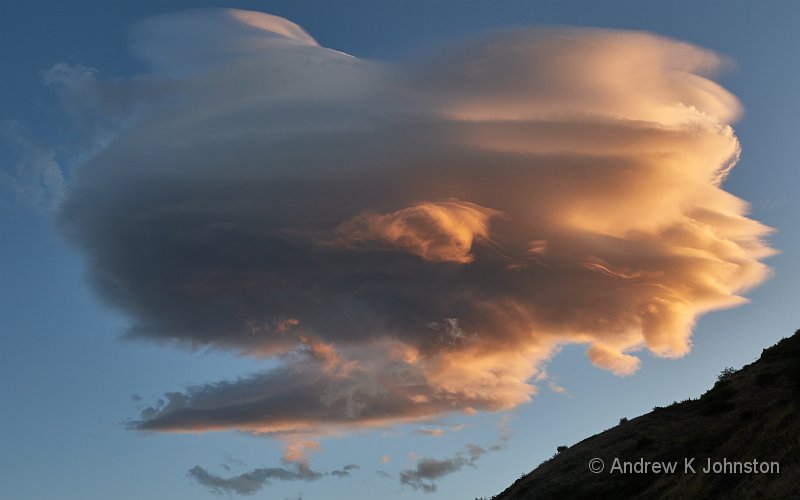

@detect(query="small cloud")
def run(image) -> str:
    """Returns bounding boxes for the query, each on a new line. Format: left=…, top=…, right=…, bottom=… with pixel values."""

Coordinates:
left=413, top=424, right=465, bottom=436
left=282, top=440, right=321, bottom=465
left=414, top=427, right=444, bottom=437
left=399, top=443, right=487, bottom=493
left=188, top=462, right=322, bottom=496
left=222, top=454, right=247, bottom=472
left=489, top=414, right=513, bottom=452
left=329, top=463, right=359, bottom=478
left=1, top=122, right=65, bottom=212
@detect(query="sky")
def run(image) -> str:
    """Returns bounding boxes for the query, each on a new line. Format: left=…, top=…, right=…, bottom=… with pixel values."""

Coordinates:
left=1, top=1, right=799, bottom=499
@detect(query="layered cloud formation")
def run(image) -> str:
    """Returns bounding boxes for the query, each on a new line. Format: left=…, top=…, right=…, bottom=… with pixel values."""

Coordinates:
left=55, top=10, right=773, bottom=439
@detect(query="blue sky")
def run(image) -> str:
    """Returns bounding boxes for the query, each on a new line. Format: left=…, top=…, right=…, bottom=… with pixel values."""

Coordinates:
left=2, top=2, right=799, bottom=499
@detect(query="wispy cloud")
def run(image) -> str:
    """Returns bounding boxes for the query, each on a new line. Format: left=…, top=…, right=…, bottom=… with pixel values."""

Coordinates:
left=413, top=423, right=465, bottom=437
left=400, top=417, right=510, bottom=492
left=414, top=427, right=445, bottom=437
left=1, top=122, right=65, bottom=212
left=188, top=462, right=322, bottom=496
left=329, top=464, right=359, bottom=478
left=399, top=443, right=488, bottom=493
left=189, top=460, right=359, bottom=495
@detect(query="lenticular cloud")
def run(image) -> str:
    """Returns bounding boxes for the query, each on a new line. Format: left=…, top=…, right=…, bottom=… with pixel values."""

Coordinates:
left=55, top=9, right=773, bottom=437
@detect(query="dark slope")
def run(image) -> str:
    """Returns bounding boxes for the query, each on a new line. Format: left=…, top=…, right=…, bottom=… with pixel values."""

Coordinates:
left=494, top=330, right=800, bottom=500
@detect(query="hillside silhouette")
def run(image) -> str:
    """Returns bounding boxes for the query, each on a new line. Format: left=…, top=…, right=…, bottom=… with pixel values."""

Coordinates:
left=492, top=330, right=800, bottom=499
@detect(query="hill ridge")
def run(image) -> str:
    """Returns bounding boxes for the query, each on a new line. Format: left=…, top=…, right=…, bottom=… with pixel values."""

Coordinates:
left=491, top=330, right=800, bottom=499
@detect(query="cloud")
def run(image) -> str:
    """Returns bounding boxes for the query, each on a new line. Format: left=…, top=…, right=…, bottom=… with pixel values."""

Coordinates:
left=55, top=9, right=773, bottom=442
left=221, top=454, right=247, bottom=471
left=130, top=352, right=514, bottom=435
left=414, top=427, right=445, bottom=437
left=188, top=462, right=322, bottom=496
left=282, top=439, right=321, bottom=465
left=548, top=380, right=567, bottom=394
left=329, top=463, right=359, bottom=478
left=189, top=459, right=358, bottom=495
left=1, top=122, right=65, bottom=212
left=400, top=418, right=510, bottom=493
left=399, top=442, right=487, bottom=493
left=331, top=200, right=499, bottom=263
left=413, top=423, right=464, bottom=436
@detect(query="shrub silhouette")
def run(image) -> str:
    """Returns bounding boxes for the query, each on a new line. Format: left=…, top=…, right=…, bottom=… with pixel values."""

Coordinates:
left=717, top=366, right=737, bottom=382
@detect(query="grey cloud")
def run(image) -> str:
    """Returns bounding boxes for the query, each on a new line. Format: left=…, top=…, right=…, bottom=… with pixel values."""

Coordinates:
left=189, top=460, right=358, bottom=495
left=188, top=462, right=321, bottom=496
left=329, top=463, right=359, bottom=478
left=128, top=354, right=506, bottom=433
left=399, top=443, right=487, bottom=493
